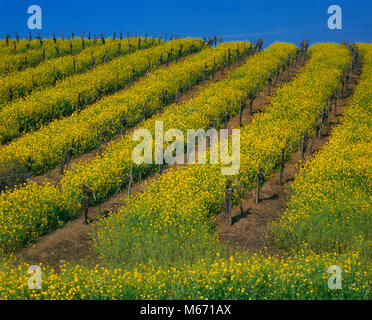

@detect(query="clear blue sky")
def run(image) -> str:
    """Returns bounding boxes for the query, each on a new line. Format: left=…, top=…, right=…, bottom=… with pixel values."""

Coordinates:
left=0, top=0, right=371, bottom=46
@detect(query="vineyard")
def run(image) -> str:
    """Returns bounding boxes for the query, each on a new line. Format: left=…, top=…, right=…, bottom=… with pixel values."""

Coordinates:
left=0, top=34, right=370, bottom=300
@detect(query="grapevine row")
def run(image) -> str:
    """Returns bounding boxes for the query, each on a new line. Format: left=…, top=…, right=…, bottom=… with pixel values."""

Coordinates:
left=61, top=43, right=296, bottom=206
left=0, top=39, right=202, bottom=143
left=271, top=43, right=372, bottom=256
left=0, top=38, right=102, bottom=77
left=0, top=40, right=232, bottom=182
left=0, top=37, right=154, bottom=107
left=92, top=43, right=350, bottom=264
left=0, top=42, right=368, bottom=301
left=0, top=40, right=250, bottom=250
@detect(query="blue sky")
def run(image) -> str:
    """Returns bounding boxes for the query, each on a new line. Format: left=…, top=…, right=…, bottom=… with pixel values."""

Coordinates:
left=0, top=0, right=371, bottom=46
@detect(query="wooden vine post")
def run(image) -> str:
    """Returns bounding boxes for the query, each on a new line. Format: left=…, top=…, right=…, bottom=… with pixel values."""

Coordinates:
left=286, top=58, right=291, bottom=79
left=236, top=44, right=240, bottom=62
left=60, top=139, right=75, bottom=175
left=254, top=38, right=263, bottom=53
left=76, top=93, right=84, bottom=114
left=114, top=69, right=120, bottom=91
left=82, top=185, right=93, bottom=224
left=221, top=57, right=225, bottom=75
left=91, top=52, right=95, bottom=67
left=299, top=40, right=309, bottom=66
left=309, top=119, right=319, bottom=155
left=239, top=98, right=246, bottom=127
left=203, top=63, right=208, bottom=81
left=341, top=72, right=346, bottom=98
left=116, top=42, right=121, bottom=57
left=97, top=81, right=104, bottom=98
left=278, top=148, right=285, bottom=186
left=293, top=50, right=299, bottom=67
left=127, top=165, right=134, bottom=196
left=237, top=183, right=245, bottom=217
left=274, top=66, right=280, bottom=87
left=7, top=87, right=13, bottom=103
left=267, top=70, right=272, bottom=96
left=248, top=90, right=256, bottom=116
left=318, top=105, right=326, bottom=138
left=227, top=48, right=231, bottom=68
left=130, top=67, right=136, bottom=85
left=176, top=80, right=183, bottom=103
left=344, top=66, right=350, bottom=97
left=300, top=132, right=308, bottom=167
left=326, top=98, right=332, bottom=127
left=102, top=47, right=107, bottom=64
left=97, top=129, right=110, bottom=155
left=225, top=180, right=233, bottom=226
left=256, top=165, right=265, bottom=203
left=72, top=56, right=76, bottom=74
left=333, top=94, right=338, bottom=117
left=177, top=44, right=183, bottom=61
left=161, top=89, right=168, bottom=107
left=146, top=58, right=151, bottom=73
